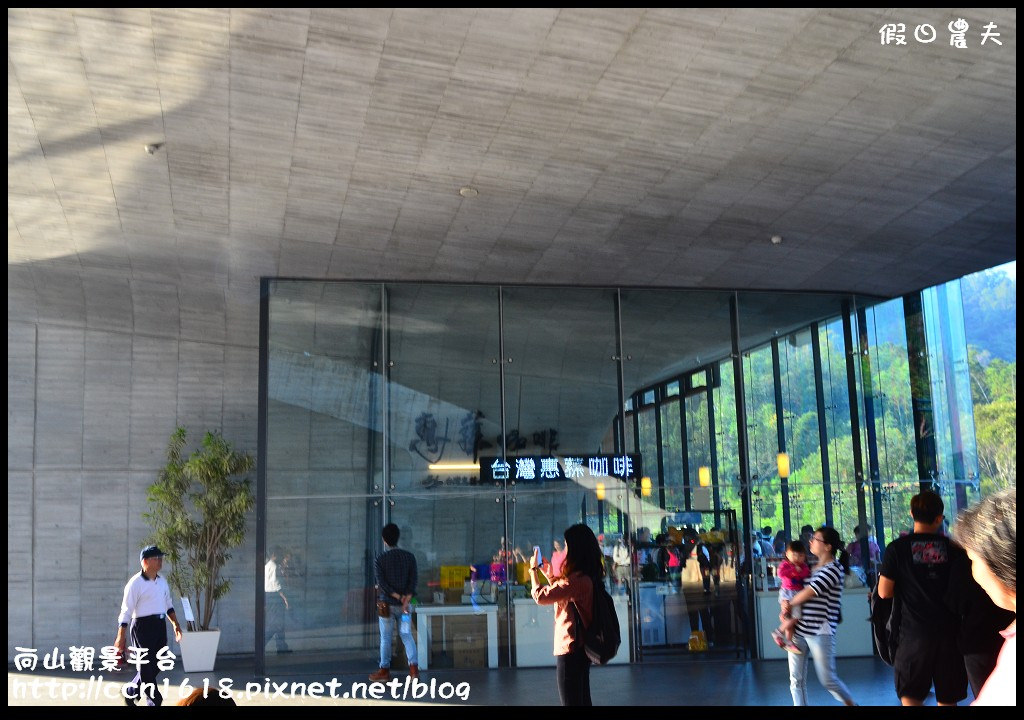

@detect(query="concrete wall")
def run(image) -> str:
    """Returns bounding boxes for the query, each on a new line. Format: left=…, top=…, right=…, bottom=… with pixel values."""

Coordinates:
left=7, top=268, right=585, bottom=662
left=7, top=263, right=260, bottom=659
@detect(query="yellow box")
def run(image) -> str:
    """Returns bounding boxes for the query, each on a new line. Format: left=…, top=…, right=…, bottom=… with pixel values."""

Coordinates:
left=440, top=565, right=472, bottom=589
left=688, top=630, right=708, bottom=652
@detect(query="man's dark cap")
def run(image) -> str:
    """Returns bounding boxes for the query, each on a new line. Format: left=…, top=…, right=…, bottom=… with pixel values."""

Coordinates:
left=140, top=545, right=166, bottom=562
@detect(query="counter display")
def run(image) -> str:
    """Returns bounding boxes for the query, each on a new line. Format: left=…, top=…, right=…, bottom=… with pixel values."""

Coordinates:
left=512, top=595, right=630, bottom=666
left=755, top=586, right=873, bottom=658
left=638, top=582, right=691, bottom=646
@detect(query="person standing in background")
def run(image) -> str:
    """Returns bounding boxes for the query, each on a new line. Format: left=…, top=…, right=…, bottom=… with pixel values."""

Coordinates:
left=370, top=523, right=418, bottom=682
left=773, top=530, right=789, bottom=557
left=847, top=525, right=881, bottom=587
left=550, top=538, right=567, bottom=578
left=848, top=525, right=880, bottom=569
left=612, top=537, right=631, bottom=590
left=264, top=546, right=291, bottom=654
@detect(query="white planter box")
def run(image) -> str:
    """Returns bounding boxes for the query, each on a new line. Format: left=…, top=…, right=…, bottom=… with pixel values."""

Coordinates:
left=179, top=630, right=221, bottom=672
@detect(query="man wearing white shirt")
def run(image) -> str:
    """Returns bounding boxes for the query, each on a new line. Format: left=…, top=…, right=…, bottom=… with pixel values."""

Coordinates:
left=115, top=545, right=183, bottom=706
left=265, top=547, right=291, bottom=653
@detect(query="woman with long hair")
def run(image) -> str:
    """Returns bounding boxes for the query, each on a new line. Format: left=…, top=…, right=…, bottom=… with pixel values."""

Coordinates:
left=782, top=525, right=858, bottom=706
left=529, top=523, right=604, bottom=706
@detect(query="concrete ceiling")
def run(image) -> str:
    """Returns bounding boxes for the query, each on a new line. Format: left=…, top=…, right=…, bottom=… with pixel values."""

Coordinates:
left=8, top=8, right=1017, bottom=301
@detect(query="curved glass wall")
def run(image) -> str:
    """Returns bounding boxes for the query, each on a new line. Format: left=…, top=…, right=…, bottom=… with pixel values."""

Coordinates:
left=736, top=292, right=853, bottom=553
left=260, top=280, right=986, bottom=671
left=735, top=292, right=876, bottom=659
left=618, top=290, right=741, bottom=658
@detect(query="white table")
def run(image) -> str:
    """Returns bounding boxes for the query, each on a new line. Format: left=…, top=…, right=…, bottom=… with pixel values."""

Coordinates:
left=414, top=604, right=499, bottom=669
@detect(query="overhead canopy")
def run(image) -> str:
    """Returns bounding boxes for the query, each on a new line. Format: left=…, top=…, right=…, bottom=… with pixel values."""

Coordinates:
left=8, top=8, right=1016, bottom=309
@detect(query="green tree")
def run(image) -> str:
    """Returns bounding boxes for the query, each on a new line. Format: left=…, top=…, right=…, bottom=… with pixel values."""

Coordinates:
left=145, top=427, right=256, bottom=630
left=975, top=399, right=1016, bottom=492
left=984, top=358, right=1016, bottom=402
left=969, top=350, right=1016, bottom=493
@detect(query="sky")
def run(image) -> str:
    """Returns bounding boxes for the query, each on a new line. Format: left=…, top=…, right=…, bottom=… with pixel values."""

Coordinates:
left=993, top=260, right=1016, bottom=281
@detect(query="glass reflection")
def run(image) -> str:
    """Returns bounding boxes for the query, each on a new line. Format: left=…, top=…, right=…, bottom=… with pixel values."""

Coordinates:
left=385, top=284, right=501, bottom=495
left=266, top=282, right=383, bottom=671
left=261, top=280, right=979, bottom=668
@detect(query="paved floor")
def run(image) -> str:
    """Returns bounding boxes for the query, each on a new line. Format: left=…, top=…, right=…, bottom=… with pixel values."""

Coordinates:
left=8, top=654, right=974, bottom=706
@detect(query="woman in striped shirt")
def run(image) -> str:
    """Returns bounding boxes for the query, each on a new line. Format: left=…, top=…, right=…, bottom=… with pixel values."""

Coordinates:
left=782, top=526, right=858, bottom=706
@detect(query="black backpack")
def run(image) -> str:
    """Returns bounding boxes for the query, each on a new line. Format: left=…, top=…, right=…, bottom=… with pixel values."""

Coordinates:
left=572, top=581, right=621, bottom=665
left=869, top=585, right=900, bottom=665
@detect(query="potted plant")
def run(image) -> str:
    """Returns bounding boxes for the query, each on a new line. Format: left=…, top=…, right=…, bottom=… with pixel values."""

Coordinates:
left=145, top=426, right=255, bottom=672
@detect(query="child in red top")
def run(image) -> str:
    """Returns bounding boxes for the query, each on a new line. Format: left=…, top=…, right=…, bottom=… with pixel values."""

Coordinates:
left=772, top=540, right=811, bottom=653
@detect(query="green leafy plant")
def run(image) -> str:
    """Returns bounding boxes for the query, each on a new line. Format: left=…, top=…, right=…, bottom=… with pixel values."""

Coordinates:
left=145, top=426, right=255, bottom=631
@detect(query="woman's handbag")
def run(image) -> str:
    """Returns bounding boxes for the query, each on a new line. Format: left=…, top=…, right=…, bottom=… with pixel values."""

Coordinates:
left=376, top=599, right=391, bottom=618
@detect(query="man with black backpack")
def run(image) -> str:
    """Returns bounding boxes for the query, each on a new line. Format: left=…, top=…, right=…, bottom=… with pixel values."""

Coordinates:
left=877, top=490, right=968, bottom=706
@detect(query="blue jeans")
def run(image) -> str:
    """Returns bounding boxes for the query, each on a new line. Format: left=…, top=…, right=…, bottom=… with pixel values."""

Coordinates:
left=378, top=614, right=417, bottom=669
left=788, top=633, right=856, bottom=706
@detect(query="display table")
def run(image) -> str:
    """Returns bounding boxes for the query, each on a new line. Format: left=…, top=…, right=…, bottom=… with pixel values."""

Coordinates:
left=638, top=582, right=691, bottom=646
left=755, top=585, right=873, bottom=658
left=512, top=595, right=630, bottom=666
left=415, top=604, right=499, bottom=669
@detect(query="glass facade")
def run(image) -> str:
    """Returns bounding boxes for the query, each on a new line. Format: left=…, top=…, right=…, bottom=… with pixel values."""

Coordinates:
left=258, top=279, right=986, bottom=672
left=263, top=282, right=384, bottom=670
left=921, top=280, right=981, bottom=515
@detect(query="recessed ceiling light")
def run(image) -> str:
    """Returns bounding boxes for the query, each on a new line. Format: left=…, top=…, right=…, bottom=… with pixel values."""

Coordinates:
left=770, top=235, right=783, bottom=245
left=459, top=186, right=478, bottom=198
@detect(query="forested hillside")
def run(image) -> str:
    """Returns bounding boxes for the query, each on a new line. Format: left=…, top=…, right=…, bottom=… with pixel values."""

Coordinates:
left=963, top=266, right=1016, bottom=493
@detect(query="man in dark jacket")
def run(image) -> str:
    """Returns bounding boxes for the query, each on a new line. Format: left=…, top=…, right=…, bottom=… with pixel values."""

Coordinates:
left=370, top=523, right=419, bottom=682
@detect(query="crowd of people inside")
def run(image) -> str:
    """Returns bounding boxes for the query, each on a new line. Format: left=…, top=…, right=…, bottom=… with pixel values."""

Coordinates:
left=552, top=486, right=1016, bottom=707
left=149, top=488, right=1010, bottom=708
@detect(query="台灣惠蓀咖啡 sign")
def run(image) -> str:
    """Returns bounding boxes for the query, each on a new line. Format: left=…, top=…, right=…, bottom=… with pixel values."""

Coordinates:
left=480, top=454, right=642, bottom=484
